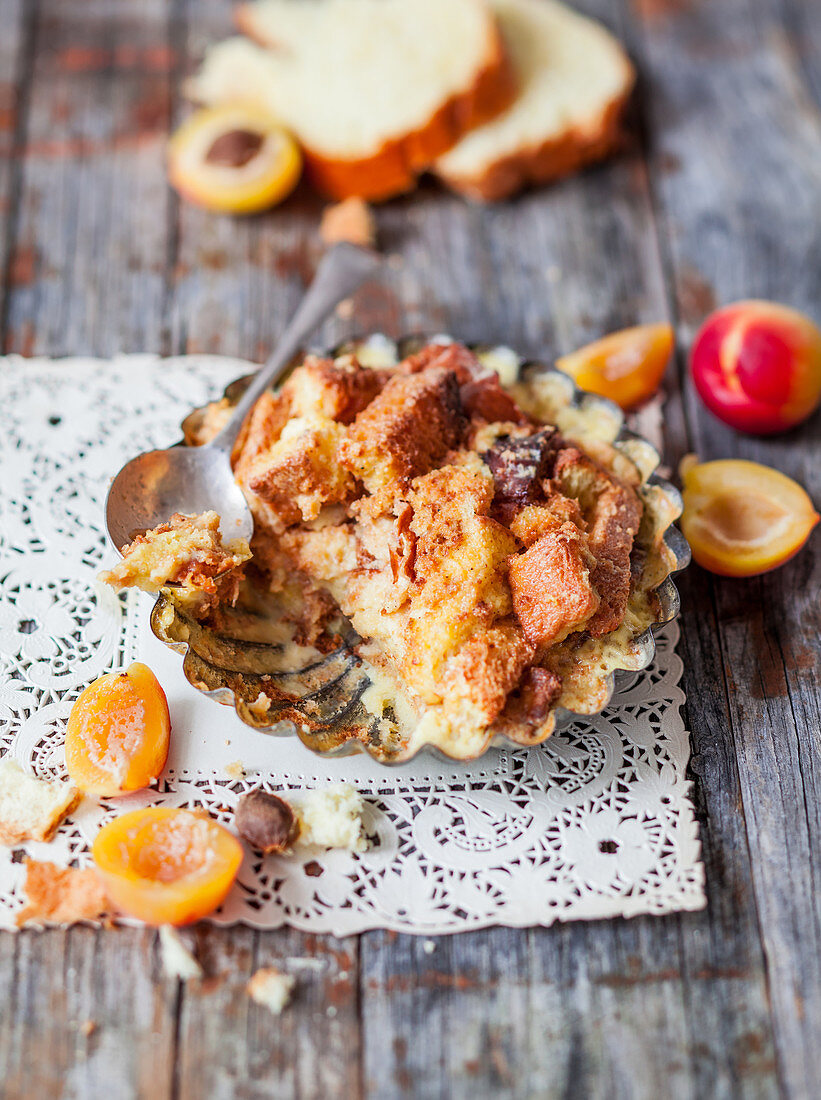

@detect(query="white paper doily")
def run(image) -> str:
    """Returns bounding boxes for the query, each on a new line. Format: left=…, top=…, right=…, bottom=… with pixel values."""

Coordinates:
left=0, top=355, right=705, bottom=933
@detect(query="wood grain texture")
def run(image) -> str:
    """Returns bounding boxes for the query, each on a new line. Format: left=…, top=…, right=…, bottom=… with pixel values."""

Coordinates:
left=1, top=0, right=820, bottom=1096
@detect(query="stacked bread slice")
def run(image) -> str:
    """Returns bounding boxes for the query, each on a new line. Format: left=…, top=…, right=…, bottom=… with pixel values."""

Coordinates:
left=187, top=0, right=634, bottom=202
left=187, top=0, right=516, bottom=201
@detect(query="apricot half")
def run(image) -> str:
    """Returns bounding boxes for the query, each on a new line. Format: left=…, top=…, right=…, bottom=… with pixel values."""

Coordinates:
left=66, top=663, right=170, bottom=797
left=92, top=807, right=243, bottom=925
left=168, top=105, right=302, bottom=214
left=680, top=459, right=819, bottom=576
left=556, top=324, right=674, bottom=410
left=691, top=301, right=821, bottom=434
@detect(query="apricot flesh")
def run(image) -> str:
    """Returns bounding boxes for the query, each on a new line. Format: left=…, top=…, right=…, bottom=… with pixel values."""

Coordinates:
left=92, top=807, right=243, bottom=926
left=556, top=323, right=674, bottom=410
left=168, top=105, right=302, bottom=214
left=681, top=459, right=818, bottom=576
left=66, top=663, right=170, bottom=797
left=690, top=301, right=821, bottom=434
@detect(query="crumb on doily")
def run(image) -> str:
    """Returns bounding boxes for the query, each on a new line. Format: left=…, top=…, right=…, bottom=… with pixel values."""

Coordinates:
left=225, top=760, right=246, bottom=781
left=0, top=758, right=81, bottom=845
left=16, top=859, right=111, bottom=928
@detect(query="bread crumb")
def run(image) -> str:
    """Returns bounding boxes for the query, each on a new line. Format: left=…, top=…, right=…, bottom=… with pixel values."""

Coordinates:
left=423, top=939, right=436, bottom=955
left=0, top=758, right=81, bottom=845
left=326, top=1005, right=337, bottom=1018
left=159, top=925, right=203, bottom=981
left=80, top=1019, right=97, bottom=1038
left=225, top=760, right=246, bottom=781
left=335, top=298, right=355, bottom=320
left=16, top=860, right=111, bottom=927
left=247, top=967, right=295, bottom=1015
left=296, top=783, right=367, bottom=853
left=248, top=692, right=271, bottom=719
left=320, top=197, right=376, bottom=248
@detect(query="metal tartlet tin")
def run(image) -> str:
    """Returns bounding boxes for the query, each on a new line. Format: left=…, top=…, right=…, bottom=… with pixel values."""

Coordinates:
left=149, top=336, right=690, bottom=764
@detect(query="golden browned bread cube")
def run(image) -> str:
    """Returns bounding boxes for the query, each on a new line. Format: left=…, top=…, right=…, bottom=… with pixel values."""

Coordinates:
left=442, top=621, right=535, bottom=724
left=233, top=391, right=291, bottom=481
left=508, top=522, right=599, bottom=647
left=552, top=447, right=642, bottom=636
left=283, top=354, right=385, bottom=425
left=244, top=416, right=353, bottom=527
left=338, top=366, right=466, bottom=498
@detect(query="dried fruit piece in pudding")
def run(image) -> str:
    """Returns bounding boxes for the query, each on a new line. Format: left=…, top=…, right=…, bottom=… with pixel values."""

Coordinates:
left=680, top=458, right=818, bottom=576
left=168, top=105, right=302, bottom=214
left=556, top=324, right=674, bottom=410
left=65, top=663, right=170, bottom=797
left=691, top=301, right=821, bottom=434
left=92, top=807, right=243, bottom=926
left=100, top=511, right=251, bottom=606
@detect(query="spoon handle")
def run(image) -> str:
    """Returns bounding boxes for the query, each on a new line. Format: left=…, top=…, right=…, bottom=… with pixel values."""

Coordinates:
left=209, top=242, right=381, bottom=455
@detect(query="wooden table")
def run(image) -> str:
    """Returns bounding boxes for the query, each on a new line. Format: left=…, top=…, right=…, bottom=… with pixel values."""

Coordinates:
left=1, top=0, right=820, bottom=1096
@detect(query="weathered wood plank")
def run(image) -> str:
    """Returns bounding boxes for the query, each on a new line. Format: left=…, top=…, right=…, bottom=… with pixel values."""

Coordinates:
left=629, top=0, right=821, bottom=1094
left=3, top=0, right=176, bottom=357
left=0, top=0, right=31, bottom=345
left=0, top=4, right=180, bottom=1098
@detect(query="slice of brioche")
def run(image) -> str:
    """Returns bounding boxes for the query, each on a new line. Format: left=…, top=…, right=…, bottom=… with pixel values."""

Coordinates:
left=186, top=0, right=516, bottom=201
left=434, top=0, right=635, bottom=201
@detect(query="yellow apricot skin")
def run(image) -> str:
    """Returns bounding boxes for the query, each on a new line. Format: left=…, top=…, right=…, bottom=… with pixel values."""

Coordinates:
left=92, top=807, right=244, bottom=926
left=65, top=663, right=170, bottom=797
left=681, top=459, right=819, bottom=577
left=556, top=324, right=675, bottom=410
left=168, top=105, right=302, bottom=215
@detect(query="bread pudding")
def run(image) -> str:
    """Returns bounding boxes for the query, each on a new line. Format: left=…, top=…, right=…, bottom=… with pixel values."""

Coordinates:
left=105, top=339, right=677, bottom=759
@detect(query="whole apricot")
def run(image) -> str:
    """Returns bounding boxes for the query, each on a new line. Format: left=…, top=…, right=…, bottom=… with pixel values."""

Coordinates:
left=66, top=663, right=170, bottom=797
left=690, top=301, right=821, bottom=434
left=680, top=458, right=818, bottom=576
left=92, top=807, right=243, bottom=926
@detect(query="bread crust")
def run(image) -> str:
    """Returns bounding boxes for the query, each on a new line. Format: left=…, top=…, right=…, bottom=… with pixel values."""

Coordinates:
left=235, top=6, right=517, bottom=200
left=435, top=64, right=635, bottom=202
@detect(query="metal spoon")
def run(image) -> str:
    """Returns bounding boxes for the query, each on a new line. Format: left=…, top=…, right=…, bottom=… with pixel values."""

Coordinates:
left=105, top=242, right=380, bottom=553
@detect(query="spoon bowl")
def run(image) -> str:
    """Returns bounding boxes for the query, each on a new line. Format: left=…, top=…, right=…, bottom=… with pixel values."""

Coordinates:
left=106, top=442, right=254, bottom=550
left=105, top=242, right=380, bottom=553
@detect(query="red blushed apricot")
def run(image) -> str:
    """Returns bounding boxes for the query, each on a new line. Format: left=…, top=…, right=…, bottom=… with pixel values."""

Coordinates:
left=92, top=807, right=243, bottom=926
left=66, top=663, right=170, bottom=797
left=556, top=324, right=674, bottom=410
left=681, top=459, right=818, bottom=576
left=691, top=301, right=821, bottom=434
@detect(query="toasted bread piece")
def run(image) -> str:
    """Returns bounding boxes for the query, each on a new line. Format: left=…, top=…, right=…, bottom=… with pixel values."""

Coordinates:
left=0, top=759, right=81, bottom=845
left=442, top=621, right=534, bottom=725
left=338, top=367, right=466, bottom=499
left=552, top=447, right=642, bottom=635
left=187, top=0, right=516, bottom=200
left=16, top=860, right=112, bottom=927
left=434, top=0, right=635, bottom=201
left=508, top=523, right=599, bottom=647
left=244, top=416, right=353, bottom=526
left=283, top=355, right=385, bottom=425
left=232, top=390, right=291, bottom=481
